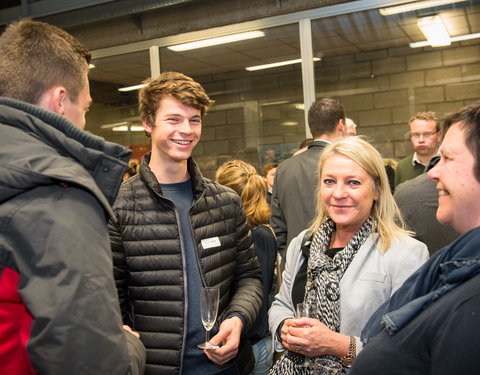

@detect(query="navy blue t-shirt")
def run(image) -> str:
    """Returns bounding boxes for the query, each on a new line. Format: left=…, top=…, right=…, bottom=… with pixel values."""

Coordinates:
left=161, top=180, right=234, bottom=374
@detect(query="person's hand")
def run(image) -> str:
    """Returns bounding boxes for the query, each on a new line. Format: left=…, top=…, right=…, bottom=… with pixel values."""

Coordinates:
left=122, top=325, right=140, bottom=339
left=282, top=318, right=349, bottom=358
left=204, top=316, right=243, bottom=366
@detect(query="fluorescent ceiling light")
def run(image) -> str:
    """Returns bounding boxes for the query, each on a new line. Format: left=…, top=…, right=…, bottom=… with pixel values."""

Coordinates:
left=379, top=0, right=468, bottom=16
left=261, top=100, right=290, bottom=106
left=88, top=63, right=95, bottom=69
left=112, top=125, right=129, bottom=131
left=282, top=121, right=298, bottom=126
left=246, top=57, right=320, bottom=71
left=410, top=32, right=480, bottom=48
left=118, top=83, right=147, bottom=92
left=167, top=31, right=265, bottom=52
left=417, top=15, right=451, bottom=47
left=100, top=121, right=128, bottom=129
left=112, top=125, right=145, bottom=132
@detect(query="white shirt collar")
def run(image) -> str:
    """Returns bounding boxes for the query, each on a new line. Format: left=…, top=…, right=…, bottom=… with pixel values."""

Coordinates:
left=412, top=149, right=441, bottom=166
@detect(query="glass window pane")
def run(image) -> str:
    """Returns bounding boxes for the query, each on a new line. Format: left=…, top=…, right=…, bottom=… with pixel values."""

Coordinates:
left=312, top=1, right=480, bottom=159
left=160, top=23, right=305, bottom=178
left=88, top=50, right=151, bottom=159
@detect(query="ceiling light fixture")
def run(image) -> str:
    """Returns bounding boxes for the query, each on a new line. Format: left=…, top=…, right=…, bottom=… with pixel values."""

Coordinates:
left=379, top=0, right=468, bottom=16
left=282, top=121, right=298, bottom=126
left=118, top=83, right=147, bottom=92
left=261, top=100, right=290, bottom=106
left=417, top=15, right=451, bottom=47
left=112, top=125, right=145, bottom=132
left=167, top=31, right=265, bottom=52
left=100, top=121, right=128, bottom=129
left=410, top=32, right=480, bottom=48
left=246, top=57, right=320, bottom=71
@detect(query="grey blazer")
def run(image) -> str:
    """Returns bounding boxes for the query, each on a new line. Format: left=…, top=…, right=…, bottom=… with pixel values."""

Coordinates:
left=268, top=230, right=429, bottom=354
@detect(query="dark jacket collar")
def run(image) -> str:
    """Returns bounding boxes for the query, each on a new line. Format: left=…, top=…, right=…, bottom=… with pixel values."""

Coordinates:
left=140, top=153, right=206, bottom=201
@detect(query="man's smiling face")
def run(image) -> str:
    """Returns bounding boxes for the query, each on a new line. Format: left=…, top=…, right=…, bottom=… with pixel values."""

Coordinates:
left=143, top=95, right=202, bottom=165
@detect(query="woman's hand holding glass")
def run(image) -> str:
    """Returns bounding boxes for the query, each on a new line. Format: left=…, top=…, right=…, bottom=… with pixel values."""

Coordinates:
left=280, top=314, right=350, bottom=359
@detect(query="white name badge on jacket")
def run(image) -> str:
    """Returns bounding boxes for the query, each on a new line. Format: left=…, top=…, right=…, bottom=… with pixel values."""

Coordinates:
left=201, top=237, right=221, bottom=249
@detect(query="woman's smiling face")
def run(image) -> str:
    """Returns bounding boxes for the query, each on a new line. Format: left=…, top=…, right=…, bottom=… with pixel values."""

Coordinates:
left=428, top=123, right=480, bottom=234
left=320, top=153, right=378, bottom=233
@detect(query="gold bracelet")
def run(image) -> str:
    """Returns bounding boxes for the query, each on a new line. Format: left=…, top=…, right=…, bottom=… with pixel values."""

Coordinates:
left=340, top=336, right=356, bottom=368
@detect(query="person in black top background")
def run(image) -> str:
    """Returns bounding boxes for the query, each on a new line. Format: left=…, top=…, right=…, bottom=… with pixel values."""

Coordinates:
left=216, top=160, right=278, bottom=375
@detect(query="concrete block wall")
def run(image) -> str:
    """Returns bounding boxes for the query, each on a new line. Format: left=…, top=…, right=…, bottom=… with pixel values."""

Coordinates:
left=314, top=40, right=480, bottom=160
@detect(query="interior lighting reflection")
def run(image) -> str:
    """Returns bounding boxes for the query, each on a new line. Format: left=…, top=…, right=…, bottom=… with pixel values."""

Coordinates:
left=167, top=31, right=265, bottom=51
left=417, top=15, right=451, bottom=46
left=246, top=57, right=320, bottom=71
left=379, top=0, right=468, bottom=16
left=410, top=32, right=480, bottom=48
left=118, top=83, right=147, bottom=92
left=112, top=125, right=145, bottom=132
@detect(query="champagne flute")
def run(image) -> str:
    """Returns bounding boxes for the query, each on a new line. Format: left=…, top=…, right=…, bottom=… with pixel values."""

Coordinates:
left=197, top=287, right=220, bottom=349
left=295, top=303, right=317, bottom=368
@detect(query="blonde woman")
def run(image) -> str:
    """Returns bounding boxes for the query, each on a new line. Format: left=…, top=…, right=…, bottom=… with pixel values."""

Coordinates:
left=269, top=136, right=429, bottom=374
left=216, top=160, right=277, bottom=375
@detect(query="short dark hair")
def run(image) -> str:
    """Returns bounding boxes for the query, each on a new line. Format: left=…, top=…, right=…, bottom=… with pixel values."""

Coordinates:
left=139, top=71, right=214, bottom=127
left=307, top=98, right=345, bottom=137
left=0, top=19, right=91, bottom=105
left=443, top=102, right=480, bottom=182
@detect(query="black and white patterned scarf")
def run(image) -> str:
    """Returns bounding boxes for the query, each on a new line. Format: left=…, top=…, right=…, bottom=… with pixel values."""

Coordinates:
left=270, top=217, right=373, bottom=375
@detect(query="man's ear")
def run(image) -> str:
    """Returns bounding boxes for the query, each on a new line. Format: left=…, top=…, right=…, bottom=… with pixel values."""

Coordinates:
left=142, top=119, right=153, bottom=134
left=338, top=118, right=346, bottom=135
left=37, top=86, right=68, bottom=116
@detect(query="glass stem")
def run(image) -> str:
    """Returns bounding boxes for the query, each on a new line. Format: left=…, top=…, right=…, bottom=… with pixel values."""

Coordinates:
left=205, top=329, right=210, bottom=344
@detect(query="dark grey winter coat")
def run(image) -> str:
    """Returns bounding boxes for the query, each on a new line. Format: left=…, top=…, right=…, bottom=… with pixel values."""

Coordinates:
left=0, top=97, right=145, bottom=375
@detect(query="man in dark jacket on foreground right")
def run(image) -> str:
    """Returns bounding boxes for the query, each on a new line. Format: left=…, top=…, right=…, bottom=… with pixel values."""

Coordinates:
left=0, top=19, right=145, bottom=375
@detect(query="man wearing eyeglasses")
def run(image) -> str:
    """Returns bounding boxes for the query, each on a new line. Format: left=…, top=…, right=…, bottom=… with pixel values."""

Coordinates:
left=394, top=111, right=442, bottom=188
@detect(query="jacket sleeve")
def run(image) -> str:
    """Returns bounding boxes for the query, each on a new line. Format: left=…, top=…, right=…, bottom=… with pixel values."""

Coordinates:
left=268, top=233, right=304, bottom=352
left=9, top=186, right=144, bottom=375
left=221, top=199, right=263, bottom=333
left=269, top=168, right=287, bottom=257
left=387, top=238, right=429, bottom=294
left=109, top=210, right=132, bottom=325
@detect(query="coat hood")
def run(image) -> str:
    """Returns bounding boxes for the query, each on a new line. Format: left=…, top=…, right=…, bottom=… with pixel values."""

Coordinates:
left=0, top=97, right=131, bottom=215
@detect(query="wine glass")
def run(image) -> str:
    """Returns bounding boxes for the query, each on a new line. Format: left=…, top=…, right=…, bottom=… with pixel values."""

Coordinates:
left=197, top=287, right=220, bottom=349
left=295, top=303, right=317, bottom=368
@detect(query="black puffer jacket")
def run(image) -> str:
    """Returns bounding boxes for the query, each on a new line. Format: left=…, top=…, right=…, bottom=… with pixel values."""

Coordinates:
left=110, top=154, right=263, bottom=375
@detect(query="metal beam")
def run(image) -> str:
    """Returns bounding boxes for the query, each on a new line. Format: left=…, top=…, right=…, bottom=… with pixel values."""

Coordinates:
left=91, top=0, right=406, bottom=59
left=0, top=0, right=115, bottom=25
left=0, top=0, right=197, bottom=27
left=299, top=18, right=315, bottom=138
